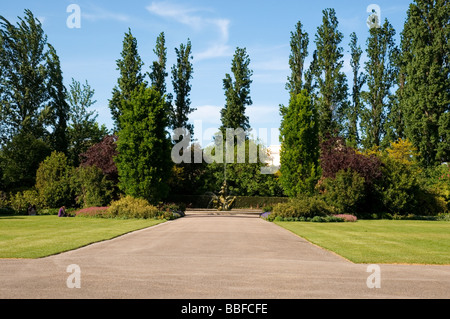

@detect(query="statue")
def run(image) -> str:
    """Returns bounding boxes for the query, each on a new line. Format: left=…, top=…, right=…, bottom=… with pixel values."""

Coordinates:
left=208, top=181, right=236, bottom=211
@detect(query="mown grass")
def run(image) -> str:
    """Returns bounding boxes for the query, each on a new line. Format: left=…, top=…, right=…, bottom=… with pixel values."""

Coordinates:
left=0, top=215, right=165, bottom=258
left=274, top=219, right=450, bottom=264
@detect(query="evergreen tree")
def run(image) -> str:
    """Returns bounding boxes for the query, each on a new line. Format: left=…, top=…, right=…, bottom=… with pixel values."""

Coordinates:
left=361, top=19, right=398, bottom=149
left=347, top=32, right=366, bottom=148
left=109, top=29, right=145, bottom=131
left=115, top=84, right=172, bottom=204
left=47, top=44, right=70, bottom=154
left=171, top=39, right=195, bottom=138
left=400, top=0, right=450, bottom=166
left=310, top=8, right=348, bottom=138
left=67, top=78, right=109, bottom=166
left=220, top=47, right=253, bottom=133
left=286, top=21, right=309, bottom=95
left=279, top=90, right=319, bottom=196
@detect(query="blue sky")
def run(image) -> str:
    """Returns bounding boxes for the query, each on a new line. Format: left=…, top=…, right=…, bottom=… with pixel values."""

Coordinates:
left=1, top=0, right=411, bottom=147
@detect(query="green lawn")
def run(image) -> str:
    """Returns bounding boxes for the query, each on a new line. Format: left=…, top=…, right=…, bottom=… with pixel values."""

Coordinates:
left=0, top=215, right=165, bottom=258
left=274, top=220, right=450, bottom=265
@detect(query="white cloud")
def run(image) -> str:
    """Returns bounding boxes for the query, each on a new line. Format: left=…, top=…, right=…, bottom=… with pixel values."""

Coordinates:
left=189, top=105, right=222, bottom=125
left=146, top=1, right=231, bottom=61
left=82, top=5, right=130, bottom=22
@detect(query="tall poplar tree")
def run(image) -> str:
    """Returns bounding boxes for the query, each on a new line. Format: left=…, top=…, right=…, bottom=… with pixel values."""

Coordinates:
left=400, top=0, right=450, bottom=166
left=361, top=19, right=398, bottom=149
left=279, top=21, right=319, bottom=197
left=286, top=21, right=309, bottom=95
left=347, top=32, right=366, bottom=148
left=149, top=32, right=168, bottom=98
left=171, top=39, right=195, bottom=137
left=310, top=8, right=348, bottom=138
left=220, top=47, right=253, bottom=133
left=109, top=28, right=145, bottom=131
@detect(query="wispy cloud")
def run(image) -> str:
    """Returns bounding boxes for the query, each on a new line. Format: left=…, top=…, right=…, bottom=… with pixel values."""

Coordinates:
left=146, top=1, right=232, bottom=61
left=82, top=4, right=130, bottom=22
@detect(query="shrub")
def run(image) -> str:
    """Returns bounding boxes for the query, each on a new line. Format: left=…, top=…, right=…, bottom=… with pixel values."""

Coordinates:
left=74, top=207, right=109, bottom=218
left=377, top=156, right=421, bottom=215
left=72, top=165, right=113, bottom=208
left=9, top=189, right=41, bottom=214
left=35, top=151, right=74, bottom=208
left=320, top=135, right=382, bottom=185
left=333, top=214, right=358, bottom=222
left=322, top=169, right=366, bottom=215
left=271, top=195, right=333, bottom=219
left=107, top=196, right=159, bottom=219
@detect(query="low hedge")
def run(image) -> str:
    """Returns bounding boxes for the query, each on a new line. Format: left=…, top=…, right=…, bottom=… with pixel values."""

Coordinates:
left=73, top=197, right=186, bottom=220
left=167, top=194, right=288, bottom=209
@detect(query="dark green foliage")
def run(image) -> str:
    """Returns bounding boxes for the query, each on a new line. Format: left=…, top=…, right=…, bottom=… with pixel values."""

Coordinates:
left=0, top=10, right=51, bottom=141
left=400, top=0, right=450, bottom=166
left=347, top=32, right=366, bottom=147
left=200, top=139, right=283, bottom=197
left=149, top=32, right=168, bottom=97
left=115, top=85, right=172, bottom=204
left=279, top=91, right=320, bottom=196
left=72, top=165, right=113, bottom=208
left=171, top=39, right=195, bottom=137
left=47, top=44, right=70, bottom=154
left=0, top=132, right=51, bottom=191
left=271, top=196, right=334, bottom=219
left=376, top=155, right=421, bottom=215
left=286, top=21, right=309, bottom=94
left=310, top=8, right=348, bottom=137
left=361, top=19, right=398, bottom=149
left=220, top=47, right=252, bottom=133
left=322, top=169, right=366, bottom=215
left=109, top=28, right=145, bottom=131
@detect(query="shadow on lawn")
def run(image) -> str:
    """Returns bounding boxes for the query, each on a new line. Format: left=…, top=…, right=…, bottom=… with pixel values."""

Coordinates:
left=0, top=215, right=27, bottom=219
